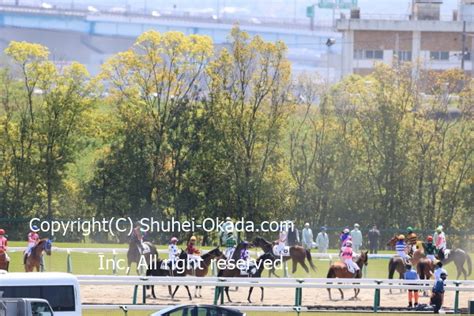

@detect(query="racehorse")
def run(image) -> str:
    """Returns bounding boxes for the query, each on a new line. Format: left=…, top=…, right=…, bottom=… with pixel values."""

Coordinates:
left=417, top=257, right=434, bottom=296
left=326, top=251, right=368, bottom=300
left=387, top=256, right=406, bottom=294
left=24, top=239, right=52, bottom=272
left=146, top=253, right=192, bottom=301
left=439, top=248, right=472, bottom=280
left=126, top=238, right=158, bottom=275
left=171, top=247, right=222, bottom=298
left=219, top=251, right=276, bottom=303
left=252, top=236, right=316, bottom=276
left=0, top=250, right=9, bottom=271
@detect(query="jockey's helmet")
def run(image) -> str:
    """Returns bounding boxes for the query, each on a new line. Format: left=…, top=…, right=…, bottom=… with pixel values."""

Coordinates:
left=427, top=235, right=433, bottom=242
left=242, top=241, right=249, bottom=247
left=190, top=236, right=197, bottom=242
left=406, top=226, right=413, bottom=232
left=31, top=225, right=39, bottom=231
left=171, top=237, right=178, bottom=243
left=398, top=234, right=405, bottom=240
left=0, top=229, right=5, bottom=235
left=354, top=223, right=360, bottom=228
left=321, top=226, right=326, bottom=231
left=436, top=225, right=443, bottom=232
left=345, top=240, right=353, bottom=246
left=343, top=228, right=350, bottom=233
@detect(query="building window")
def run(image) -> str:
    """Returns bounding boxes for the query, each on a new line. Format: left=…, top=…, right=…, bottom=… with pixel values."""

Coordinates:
left=430, top=51, right=449, bottom=61
left=393, top=50, right=412, bottom=61
left=354, top=49, right=384, bottom=60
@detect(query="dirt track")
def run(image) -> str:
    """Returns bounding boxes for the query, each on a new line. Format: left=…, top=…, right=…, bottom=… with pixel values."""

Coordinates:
left=81, top=283, right=473, bottom=310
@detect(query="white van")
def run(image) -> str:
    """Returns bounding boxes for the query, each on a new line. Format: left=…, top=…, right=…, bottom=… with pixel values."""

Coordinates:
left=0, top=272, right=81, bottom=316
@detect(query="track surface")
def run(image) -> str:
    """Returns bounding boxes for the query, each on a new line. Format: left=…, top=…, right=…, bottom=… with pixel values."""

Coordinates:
left=81, top=283, right=473, bottom=311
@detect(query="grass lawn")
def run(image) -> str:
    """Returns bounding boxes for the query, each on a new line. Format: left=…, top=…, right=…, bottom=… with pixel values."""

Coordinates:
left=5, top=241, right=473, bottom=280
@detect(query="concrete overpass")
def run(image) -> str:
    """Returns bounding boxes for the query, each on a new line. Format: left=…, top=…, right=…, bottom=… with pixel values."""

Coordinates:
left=0, top=4, right=342, bottom=77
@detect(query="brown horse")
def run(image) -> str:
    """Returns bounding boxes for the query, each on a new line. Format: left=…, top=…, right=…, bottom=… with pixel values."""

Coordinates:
left=126, top=239, right=158, bottom=275
left=171, top=247, right=222, bottom=298
left=0, top=250, right=9, bottom=271
left=388, top=256, right=406, bottom=294
left=417, top=258, right=434, bottom=296
left=326, top=251, right=368, bottom=301
left=253, top=236, right=316, bottom=276
left=24, top=239, right=52, bottom=272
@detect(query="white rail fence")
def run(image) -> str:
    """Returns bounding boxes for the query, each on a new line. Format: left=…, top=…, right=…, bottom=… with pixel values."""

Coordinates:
left=76, top=275, right=474, bottom=313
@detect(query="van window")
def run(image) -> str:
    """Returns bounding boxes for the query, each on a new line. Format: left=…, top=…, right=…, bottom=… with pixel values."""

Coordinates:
left=0, top=286, right=75, bottom=312
left=31, top=301, right=53, bottom=316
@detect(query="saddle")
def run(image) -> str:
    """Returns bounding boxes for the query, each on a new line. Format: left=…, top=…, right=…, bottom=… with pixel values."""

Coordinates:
left=239, top=262, right=257, bottom=276
left=142, top=243, right=151, bottom=255
left=273, top=245, right=290, bottom=257
left=160, top=260, right=170, bottom=270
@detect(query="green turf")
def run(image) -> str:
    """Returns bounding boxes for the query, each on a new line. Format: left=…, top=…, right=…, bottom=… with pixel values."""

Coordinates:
left=5, top=241, right=473, bottom=280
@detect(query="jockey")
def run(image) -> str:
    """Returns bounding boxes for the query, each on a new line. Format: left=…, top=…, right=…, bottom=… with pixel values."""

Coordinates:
left=225, top=231, right=236, bottom=259
left=396, top=234, right=410, bottom=263
left=406, top=227, right=417, bottom=255
left=26, top=225, right=40, bottom=257
left=340, top=228, right=351, bottom=247
left=277, top=229, right=287, bottom=255
left=422, top=235, right=437, bottom=262
left=186, top=236, right=200, bottom=255
left=340, top=240, right=360, bottom=274
left=168, top=237, right=179, bottom=263
left=240, top=241, right=250, bottom=261
left=0, top=229, right=10, bottom=264
left=435, top=225, right=447, bottom=260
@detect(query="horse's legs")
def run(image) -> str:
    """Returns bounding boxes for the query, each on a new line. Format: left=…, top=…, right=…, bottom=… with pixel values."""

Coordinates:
left=327, top=288, right=332, bottom=301
left=300, top=260, right=309, bottom=274
left=225, top=286, right=232, bottom=303
left=339, top=288, right=344, bottom=300
left=171, top=286, right=179, bottom=299
left=260, top=287, right=264, bottom=302
left=151, top=285, right=157, bottom=299
left=248, top=287, right=254, bottom=303
left=185, top=286, right=192, bottom=300
left=291, top=258, right=298, bottom=274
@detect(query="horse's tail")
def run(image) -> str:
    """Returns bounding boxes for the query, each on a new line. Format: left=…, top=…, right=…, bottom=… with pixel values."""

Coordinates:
left=388, top=258, right=396, bottom=279
left=466, top=253, right=472, bottom=277
left=305, top=249, right=316, bottom=272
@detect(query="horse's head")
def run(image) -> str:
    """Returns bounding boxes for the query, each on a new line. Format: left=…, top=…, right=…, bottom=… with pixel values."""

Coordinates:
left=387, top=235, right=398, bottom=247
left=360, top=250, right=369, bottom=266
left=207, top=247, right=222, bottom=258
left=43, top=239, right=52, bottom=256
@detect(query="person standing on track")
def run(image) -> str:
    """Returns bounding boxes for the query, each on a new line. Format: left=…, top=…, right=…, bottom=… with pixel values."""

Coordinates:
left=430, top=272, right=447, bottom=313
left=316, top=226, right=329, bottom=253
left=301, top=223, right=314, bottom=250
left=404, top=263, right=419, bottom=308
left=351, top=223, right=363, bottom=253
left=368, top=225, right=380, bottom=254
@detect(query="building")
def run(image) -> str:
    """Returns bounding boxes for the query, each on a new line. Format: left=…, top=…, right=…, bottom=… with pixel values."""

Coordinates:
left=337, top=0, right=474, bottom=77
